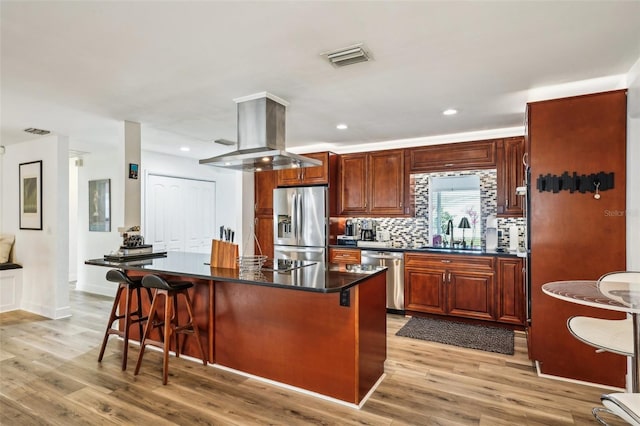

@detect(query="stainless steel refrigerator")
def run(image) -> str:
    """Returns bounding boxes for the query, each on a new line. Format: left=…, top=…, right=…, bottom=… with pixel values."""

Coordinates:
left=273, top=186, right=328, bottom=262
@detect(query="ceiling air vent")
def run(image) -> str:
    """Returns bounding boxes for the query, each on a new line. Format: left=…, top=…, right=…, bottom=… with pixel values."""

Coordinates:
left=24, top=127, right=50, bottom=135
left=323, top=43, right=371, bottom=68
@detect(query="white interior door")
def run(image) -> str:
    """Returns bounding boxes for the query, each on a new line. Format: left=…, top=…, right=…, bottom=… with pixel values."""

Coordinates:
left=146, top=174, right=216, bottom=253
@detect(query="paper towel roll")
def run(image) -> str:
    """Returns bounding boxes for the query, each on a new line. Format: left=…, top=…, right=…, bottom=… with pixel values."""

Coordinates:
left=509, top=226, right=519, bottom=252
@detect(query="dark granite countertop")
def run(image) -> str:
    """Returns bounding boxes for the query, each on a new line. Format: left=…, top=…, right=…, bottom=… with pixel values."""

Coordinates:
left=86, top=251, right=386, bottom=293
left=329, top=244, right=524, bottom=257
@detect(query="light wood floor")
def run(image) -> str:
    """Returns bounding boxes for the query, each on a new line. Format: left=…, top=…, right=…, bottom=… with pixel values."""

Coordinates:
left=0, top=289, right=626, bottom=425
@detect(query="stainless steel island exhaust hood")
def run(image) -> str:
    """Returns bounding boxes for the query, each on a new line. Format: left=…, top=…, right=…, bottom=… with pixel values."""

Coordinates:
left=199, top=92, right=321, bottom=172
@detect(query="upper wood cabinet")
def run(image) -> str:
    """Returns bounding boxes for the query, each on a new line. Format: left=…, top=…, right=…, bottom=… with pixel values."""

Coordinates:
left=496, top=137, right=525, bottom=217
left=255, top=169, right=277, bottom=216
left=276, top=152, right=335, bottom=187
left=338, top=149, right=406, bottom=216
left=406, top=140, right=496, bottom=173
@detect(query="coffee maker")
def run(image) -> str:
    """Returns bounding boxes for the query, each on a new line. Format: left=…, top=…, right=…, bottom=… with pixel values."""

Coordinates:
left=337, top=218, right=360, bottom=246
left=360, top=219, right=377, bottom=241
left=345, top=219, right=358, bottom=237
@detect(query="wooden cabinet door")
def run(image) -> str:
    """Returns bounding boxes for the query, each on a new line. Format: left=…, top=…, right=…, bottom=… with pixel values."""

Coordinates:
left=329, top=248, right=361, bottom=264
left=277, top=152, right=329, bottom=186
left=405, top=267, right=447, bottom=315
left=407, top=140, right=496, bottom=173
left=447, top=270, right=495, bottom=321
left=497, top=137, right=525, bottom=217
left=338, top=153, right=368, bottom=215
left=255, top=170, right=277, bottom=216
left=496, top=257, right=525, bottom=325
left=254, top=170, right=277, bottom=258
left=254, top=216, right=273, bottom=259
left=368, top=150, right=405, bottom=215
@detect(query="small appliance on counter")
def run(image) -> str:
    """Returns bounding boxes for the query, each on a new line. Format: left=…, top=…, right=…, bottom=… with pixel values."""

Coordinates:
left=344, top=218, right=359, bottom=237
left=337, top=235, right=359, bottom=246
left=360, top=219, right=377, bottom=241
left=486, top=215, right=498, bottom=251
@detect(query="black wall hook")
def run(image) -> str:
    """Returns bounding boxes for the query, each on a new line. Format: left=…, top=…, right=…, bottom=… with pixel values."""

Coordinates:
left=536, top=171, right=614, bottom=194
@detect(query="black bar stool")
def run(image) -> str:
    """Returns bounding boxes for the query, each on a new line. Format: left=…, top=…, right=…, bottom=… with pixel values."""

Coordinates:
left=98, top=269, right=153, bottom=370
left=134, top=274, right=207, bottom=385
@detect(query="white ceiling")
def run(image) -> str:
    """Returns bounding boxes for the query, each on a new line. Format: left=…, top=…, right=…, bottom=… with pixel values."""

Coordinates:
left=2, top=1, right=639, bottom=160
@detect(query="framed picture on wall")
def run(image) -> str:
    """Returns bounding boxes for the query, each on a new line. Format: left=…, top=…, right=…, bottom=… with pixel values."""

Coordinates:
left=89, top=179, right=111, bottom=232
left=19, top=160, right=43, bottom=230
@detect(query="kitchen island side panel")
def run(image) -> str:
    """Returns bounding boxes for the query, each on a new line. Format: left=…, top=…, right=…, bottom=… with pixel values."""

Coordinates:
left=214, top=277, right=385, bottom=404
left=357, top=272, right=387, bottom=401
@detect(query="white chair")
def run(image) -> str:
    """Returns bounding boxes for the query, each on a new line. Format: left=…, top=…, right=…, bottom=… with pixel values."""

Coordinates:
left=593, top=393, right=640, bottom=425
left=567, top=316, right=633, bottom=356
left=586, top=271, right=640, bottom=424
left=567, top=271, right=639, bottom=358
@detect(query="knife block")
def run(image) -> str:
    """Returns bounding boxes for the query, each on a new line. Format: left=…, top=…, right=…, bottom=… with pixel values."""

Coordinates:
left=210, top=240, right=239, bottom=269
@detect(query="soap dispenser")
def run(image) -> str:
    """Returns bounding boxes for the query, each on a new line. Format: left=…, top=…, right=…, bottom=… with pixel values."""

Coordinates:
left=486, top=214, right=498, bottom=251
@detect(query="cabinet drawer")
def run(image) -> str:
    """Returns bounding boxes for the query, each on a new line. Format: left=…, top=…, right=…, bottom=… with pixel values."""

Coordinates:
left=329, top=248, right=361, bottom=264
left=405, top=253, right=494, bottom=271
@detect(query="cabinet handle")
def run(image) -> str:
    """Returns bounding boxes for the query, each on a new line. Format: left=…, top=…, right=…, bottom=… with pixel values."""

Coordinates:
left=445, top=163, right=454, bottom=167
left=506, top=199, right=509, bottom=208
left=441, top=259, right=451, bottom=263
left=442, top=272, right=446, bottom=282
left=448, top=272, right=452, bottom=282
left=254, top=202, right=257, bottom=212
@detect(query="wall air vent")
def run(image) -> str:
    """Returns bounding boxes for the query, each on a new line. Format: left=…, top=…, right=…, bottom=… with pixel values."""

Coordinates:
left=323, top=43, right=371, bottom=68
left=24, top=127, right=50, bottom=135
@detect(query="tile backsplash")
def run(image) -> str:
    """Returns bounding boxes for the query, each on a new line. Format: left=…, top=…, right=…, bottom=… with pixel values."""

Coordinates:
left=345, top=169, right=526, bottom=250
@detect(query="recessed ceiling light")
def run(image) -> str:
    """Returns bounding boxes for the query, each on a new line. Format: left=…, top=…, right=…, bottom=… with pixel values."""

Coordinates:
left=180, top=146, right=190, bottom=152
left=443, top=109, right=458, bottom=116
left=336, top=123, right=348, bottom=130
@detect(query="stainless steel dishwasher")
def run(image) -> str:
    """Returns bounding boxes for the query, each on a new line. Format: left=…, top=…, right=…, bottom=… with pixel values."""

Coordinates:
left=361, top=250, right=404, bottom=313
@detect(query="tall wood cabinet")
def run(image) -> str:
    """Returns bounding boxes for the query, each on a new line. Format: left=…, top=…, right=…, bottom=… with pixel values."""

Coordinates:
left=496, top=136, right=525, bottom=217
left=338, top=149, right=406, bottom=216
left=254, top=170, right=277, bottom=258
left=528, top=90, right=627, bottom=388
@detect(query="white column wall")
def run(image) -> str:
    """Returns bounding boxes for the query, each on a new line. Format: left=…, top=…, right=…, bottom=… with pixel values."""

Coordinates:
left=0, top=135, right=70, bottom=319
left=626, top=56, right=640, bottom=271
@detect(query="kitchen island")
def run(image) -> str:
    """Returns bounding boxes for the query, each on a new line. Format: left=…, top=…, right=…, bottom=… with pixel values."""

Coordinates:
left=86, top=252, right=387, bottom=406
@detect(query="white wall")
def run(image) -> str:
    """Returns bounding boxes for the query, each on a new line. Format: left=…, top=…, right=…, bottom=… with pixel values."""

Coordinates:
left=0, top=135, right=70, bottom=319
left=76, top=148, right=124, bottom=296
left=626, top=56, right=640, bottom=271
left=74, top=149, right=243, bottom=296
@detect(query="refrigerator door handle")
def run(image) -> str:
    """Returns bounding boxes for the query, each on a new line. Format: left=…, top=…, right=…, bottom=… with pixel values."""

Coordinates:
left=296, top=191, right=302, bottom=241
left=291, top=192, right=298, bottom=242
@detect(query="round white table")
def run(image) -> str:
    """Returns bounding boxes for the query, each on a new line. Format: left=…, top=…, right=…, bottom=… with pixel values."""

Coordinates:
left=542, top=279, right=640, bottom=392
